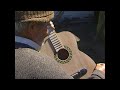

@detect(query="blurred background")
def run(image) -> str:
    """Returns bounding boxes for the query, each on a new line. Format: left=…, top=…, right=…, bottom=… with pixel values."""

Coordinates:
left=52, top=11, right=105, bottom=63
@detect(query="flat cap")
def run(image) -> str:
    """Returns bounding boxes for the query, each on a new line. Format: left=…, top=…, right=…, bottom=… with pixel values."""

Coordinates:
left=15, top=11, right=54, bottom=22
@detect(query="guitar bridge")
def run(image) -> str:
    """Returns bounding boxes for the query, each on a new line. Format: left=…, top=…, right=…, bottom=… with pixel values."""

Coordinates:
left=71, top=68, right=87, bottom=79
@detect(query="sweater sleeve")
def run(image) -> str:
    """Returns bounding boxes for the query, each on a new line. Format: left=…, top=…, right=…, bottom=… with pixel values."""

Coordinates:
left=88, top=70, right=105, bottom=79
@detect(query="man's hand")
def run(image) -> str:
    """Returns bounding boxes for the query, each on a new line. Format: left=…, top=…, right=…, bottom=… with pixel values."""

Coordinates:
left=50, top=21, right=55, bottom=29
left=95, top=63, right=105, bottom=73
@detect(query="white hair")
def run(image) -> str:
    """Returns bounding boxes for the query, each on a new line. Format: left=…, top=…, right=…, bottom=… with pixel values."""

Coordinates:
left=15, top=21, right=48, bottom=35
left=15, top=22, right=28, bottom=34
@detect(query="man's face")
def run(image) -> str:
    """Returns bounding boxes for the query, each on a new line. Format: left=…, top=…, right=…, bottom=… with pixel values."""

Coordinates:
left=30, top=22, right=48, bottom=42
left=35, top=22, right=48, bottom=35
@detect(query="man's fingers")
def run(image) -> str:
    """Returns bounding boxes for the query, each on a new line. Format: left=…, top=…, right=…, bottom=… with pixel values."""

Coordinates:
left=96, top=63, right=105, bottom=73
left=50, top=21, right=55, bottom=29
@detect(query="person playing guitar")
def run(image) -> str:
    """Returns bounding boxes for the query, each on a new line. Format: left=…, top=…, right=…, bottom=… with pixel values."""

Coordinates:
left=15, top=11, right=105, bottom=79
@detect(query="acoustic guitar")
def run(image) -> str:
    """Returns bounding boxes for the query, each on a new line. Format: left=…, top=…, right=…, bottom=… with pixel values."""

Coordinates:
left=40, top=27, right=96, bottom=79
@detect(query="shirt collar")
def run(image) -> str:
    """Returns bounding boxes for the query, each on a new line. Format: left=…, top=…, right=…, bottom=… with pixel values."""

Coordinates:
left=15, top=36, right=41, bottom=51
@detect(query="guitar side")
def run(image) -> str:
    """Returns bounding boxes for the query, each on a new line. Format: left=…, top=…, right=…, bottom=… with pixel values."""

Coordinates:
left=40, top=31, right=96, bottom=79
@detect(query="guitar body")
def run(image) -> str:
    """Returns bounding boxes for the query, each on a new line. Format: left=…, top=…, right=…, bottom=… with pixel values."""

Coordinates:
left=40, top=31, right=96, bottom=79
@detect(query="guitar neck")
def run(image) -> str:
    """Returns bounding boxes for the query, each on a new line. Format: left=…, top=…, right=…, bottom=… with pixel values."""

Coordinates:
left=48, top=29, right=64, bottom=52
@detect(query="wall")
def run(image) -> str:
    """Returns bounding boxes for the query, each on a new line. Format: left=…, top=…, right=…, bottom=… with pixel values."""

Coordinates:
left=54, top=11, right=94, bottom=21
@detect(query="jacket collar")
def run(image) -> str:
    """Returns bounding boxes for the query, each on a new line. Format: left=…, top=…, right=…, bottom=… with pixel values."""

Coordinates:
left=15, top=36, right=41, bottom=51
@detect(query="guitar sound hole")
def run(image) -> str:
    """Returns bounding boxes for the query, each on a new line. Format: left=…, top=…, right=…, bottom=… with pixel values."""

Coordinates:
left=57, top=49, right=69, bottom=60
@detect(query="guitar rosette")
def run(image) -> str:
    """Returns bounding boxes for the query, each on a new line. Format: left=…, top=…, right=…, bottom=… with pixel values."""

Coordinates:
left=54, top=45, right=72, bottom=64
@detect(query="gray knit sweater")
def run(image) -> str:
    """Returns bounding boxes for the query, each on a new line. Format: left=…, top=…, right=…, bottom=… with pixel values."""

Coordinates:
left=15, top=48, right=73, bottom=79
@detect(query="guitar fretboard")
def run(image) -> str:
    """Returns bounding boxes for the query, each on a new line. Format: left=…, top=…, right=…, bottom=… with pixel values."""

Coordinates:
left=48, top=30, right=64, bottom=52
